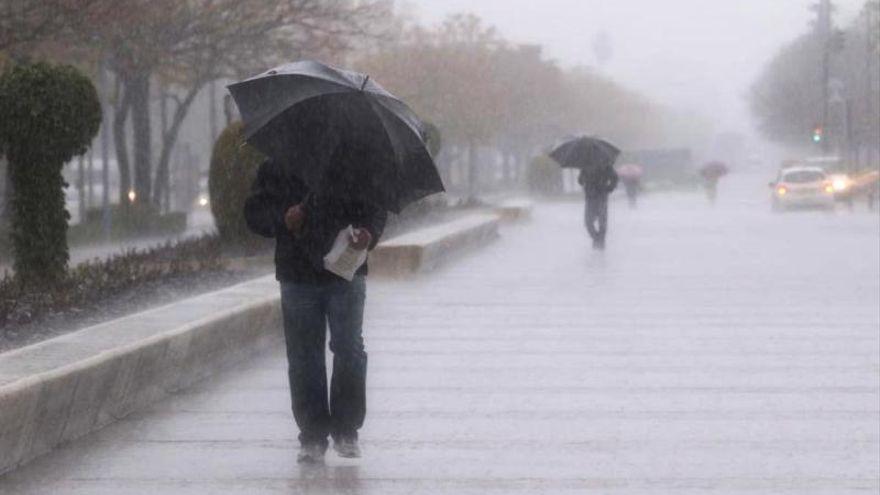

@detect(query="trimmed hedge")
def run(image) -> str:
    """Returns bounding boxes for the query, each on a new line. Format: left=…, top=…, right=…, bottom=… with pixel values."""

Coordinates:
left=208, top=121, right=264, bottom=246
left=0, top=62, right=101, bottom=286
left=69, top=206, right=187, bottom=245
left=423, top=121, right=443, bottom=158
left=0, top=235, right=224, bottom=330
left=526, top=154, right=563, bottom=195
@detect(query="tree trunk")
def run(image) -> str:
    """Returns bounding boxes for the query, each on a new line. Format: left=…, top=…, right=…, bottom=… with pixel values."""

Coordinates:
left=98, top=60, right=111, bottom=235
left=112, top=80, right=132, bottom=207
left=467, top=141, right=479, bottom=197
left=129, top=71, right=152, bottom=206
left=87, top=148, right=94, bottom=211
left=208, top=80, right=218, bottom=144
left=153, top=85, right=202, bottom=210
left=159, top=86, right=168, bottom=212
left=0, top=157, right=10, bottom=236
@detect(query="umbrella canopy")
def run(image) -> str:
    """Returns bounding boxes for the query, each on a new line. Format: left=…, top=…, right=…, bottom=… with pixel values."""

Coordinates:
left=228, top=60, right=444, bottom=213
left=550, top=136, right=620, bottom=171
left=700, top=161, right=729, bottom=179
left=616, top=163, right=644, bottom=179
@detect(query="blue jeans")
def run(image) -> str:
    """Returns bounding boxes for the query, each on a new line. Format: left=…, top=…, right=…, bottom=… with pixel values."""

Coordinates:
left=280, top=276, right=367, bottom=446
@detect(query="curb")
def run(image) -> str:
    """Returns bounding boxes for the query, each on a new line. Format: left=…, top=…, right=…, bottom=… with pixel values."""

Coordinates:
left=0, top=212, right=505, bottom=474
left=369, top=213, right=500, bottom=275
left=0, top=277, right=282, bottom=475
left=489, top=199, right=533, bottom=222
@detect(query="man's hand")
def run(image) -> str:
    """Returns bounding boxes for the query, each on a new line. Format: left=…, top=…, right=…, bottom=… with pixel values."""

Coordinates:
left=350, top=228, right=372, bottom=251
left=284, top=204, right=306, bottom=234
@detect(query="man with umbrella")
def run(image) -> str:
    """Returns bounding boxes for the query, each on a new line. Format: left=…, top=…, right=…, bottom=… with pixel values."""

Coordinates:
left=233, top=61, right=443, bottom=464
left=551, top=136, right=620, bottom=250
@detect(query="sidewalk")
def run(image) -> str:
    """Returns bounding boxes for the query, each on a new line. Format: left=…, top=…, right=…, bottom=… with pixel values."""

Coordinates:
left=1, top=193, right=878, bottom=494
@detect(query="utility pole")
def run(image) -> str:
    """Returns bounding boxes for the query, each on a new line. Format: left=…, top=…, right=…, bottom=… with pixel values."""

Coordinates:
left=98, top=58, right=111, bottom=237
left=159, top=86, right=169, bottom=213
left=814, top=0, right=833, bottom=154
left=866, top=2, right=878, bottom=168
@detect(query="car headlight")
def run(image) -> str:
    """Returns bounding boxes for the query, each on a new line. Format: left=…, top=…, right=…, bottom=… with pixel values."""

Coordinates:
left=198, top=195, right=209, bottom=207
left=832, top=178, right=849, bottom=192
left=824, top=184, right=834, bottom=194
left=776, top=186, right=787, bottom=196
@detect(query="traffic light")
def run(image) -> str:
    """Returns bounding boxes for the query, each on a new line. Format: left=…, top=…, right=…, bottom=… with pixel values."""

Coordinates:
left=812, top=126, right=824, bottom=143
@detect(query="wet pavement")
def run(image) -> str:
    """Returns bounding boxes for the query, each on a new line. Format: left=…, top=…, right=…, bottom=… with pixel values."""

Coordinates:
left=2, top=175, right=878, bottom=494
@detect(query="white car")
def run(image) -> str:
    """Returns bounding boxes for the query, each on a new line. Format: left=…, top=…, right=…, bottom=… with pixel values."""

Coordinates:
left=770, top=166, right=835, bottom=211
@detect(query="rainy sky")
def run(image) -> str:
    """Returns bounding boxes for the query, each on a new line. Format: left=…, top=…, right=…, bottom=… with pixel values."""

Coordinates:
left=412, top=0, right=866, bottom=140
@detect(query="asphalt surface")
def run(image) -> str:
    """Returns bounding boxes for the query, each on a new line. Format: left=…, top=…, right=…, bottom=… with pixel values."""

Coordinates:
left=2, top=175, right=878, bottom=494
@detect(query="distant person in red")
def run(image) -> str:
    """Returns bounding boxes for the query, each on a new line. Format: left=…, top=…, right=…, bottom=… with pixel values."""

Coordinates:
left=616, top=164, right=643, bottom=208
left=578, top=165, right=618, bottom=250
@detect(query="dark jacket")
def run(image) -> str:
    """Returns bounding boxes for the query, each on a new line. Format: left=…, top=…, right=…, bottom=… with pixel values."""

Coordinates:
left=244, top=159, right=387, bottom=284
left=578, top=166, right=619, bottom=198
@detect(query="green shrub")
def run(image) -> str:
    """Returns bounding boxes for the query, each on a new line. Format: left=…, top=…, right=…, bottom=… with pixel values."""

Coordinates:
left=0, top=62, right=101, bottom=286
left=423, top=121, right=443, bottom=158
left=0, top=234, right=225, bottom=329
left=209, top=121, right=264, bottom=245
left=526, top=154, right=563, bottom=195
left=69, top=206, right=187, bottom=245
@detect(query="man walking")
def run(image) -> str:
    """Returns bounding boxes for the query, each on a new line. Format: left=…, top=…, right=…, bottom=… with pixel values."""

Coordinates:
left=245, top=157, right=386, bottom=464
left=578, top=165, right=618, bottom=250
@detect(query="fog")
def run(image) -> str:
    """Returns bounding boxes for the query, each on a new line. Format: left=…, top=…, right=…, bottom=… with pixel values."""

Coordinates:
left=414, top=0, right=865, bottom=138
left=0, top=1, right=879, bottom=491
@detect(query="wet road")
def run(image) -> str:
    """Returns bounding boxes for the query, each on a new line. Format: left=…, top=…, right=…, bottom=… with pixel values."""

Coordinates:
left=2, top=175, right=878, bottom=494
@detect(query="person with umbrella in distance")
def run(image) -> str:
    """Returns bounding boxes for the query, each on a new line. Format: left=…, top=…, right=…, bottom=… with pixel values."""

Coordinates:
left=551, top=136, right=620, bottom=250
left=231, top=61, right=444, bottom=464
left=616, top=163, right=644, bottom=208
left=699, top=161, right=729, bottom=205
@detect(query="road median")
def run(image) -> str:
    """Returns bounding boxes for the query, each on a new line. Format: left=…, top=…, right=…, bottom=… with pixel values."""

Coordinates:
left=369, top=213, right=500, bottom=276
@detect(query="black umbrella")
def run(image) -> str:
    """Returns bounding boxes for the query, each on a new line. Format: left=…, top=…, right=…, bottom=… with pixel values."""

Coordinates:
left=228, top=60, right=444, bottom=213
left=550, top=136, right=620, bottom=170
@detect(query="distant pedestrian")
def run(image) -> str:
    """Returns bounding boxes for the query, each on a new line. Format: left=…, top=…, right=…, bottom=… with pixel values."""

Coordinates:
left=621, top=177, right=640, bottom=207
left=245, top=157, right=386, bottom=464
left=579, top=165, right=619, bottom=250
left=548, top=136, right=621, bottom=249
left=700, top=161, right=729, bottom=205
left=616, top=164, right=644, bottom=209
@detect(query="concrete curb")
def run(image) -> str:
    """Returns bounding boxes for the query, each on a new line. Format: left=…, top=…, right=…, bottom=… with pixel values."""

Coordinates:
left=0, top=212, right=503, bottom=475
left=0, top=277, right=282, bottom=475
left=369, top=213, right=500, bottom=276
left=489, top=199, right=533, bottom=222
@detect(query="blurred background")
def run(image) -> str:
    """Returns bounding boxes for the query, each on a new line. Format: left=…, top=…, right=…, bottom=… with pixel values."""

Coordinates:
left=0, top=0, right=876, bottom=245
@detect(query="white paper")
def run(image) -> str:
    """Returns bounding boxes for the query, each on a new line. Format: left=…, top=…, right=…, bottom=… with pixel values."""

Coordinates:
left=323, top=225, right=368, bottom=281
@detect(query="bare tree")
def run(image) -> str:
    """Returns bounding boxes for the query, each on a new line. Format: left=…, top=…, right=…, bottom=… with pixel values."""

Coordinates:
left=0, top=0, right=112, bottom=53
left=358, top=13, right=670, bottom=192
left=75, top=0, right=391, bottom=207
